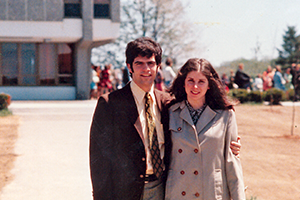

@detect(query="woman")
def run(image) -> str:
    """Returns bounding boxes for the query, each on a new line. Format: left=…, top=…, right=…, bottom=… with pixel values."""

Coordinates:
left=165, top=58, right=245, bottom=200
left=262, top=65, right=274, bottom=91
left=99, top=64, right=113, bottom=96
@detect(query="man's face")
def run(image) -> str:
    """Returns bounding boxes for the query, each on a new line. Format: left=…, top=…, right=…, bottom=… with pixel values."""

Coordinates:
left=128, top=54, right=159, bottom=92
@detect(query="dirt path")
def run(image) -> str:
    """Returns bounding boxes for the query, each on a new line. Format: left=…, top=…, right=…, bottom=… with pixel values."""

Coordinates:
left=235, top=104, right=300, bottom=200
left=0, top=116, right=19, bottom=191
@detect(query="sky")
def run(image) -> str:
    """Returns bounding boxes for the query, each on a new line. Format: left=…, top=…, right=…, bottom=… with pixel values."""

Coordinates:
left=182, top=0, right=300, bottom=67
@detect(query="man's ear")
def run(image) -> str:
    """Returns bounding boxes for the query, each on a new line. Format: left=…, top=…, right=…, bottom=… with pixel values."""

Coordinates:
left=127, top=63, right=133, bottom=73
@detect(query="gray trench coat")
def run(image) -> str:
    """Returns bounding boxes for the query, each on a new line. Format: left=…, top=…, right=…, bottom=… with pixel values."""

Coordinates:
left=165, top=101, right=245, bottom=200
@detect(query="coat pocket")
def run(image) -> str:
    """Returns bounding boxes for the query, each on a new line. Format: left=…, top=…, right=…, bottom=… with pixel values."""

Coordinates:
left=214, top=169, right=223, bottom=200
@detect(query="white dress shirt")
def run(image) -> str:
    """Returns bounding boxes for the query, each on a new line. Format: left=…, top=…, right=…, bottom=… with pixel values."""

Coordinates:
left=130, top=81, right=165, bottom=175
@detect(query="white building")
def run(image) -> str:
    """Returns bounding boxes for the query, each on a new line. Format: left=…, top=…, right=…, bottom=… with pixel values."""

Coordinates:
left=0, top=0, right=120, bottom=100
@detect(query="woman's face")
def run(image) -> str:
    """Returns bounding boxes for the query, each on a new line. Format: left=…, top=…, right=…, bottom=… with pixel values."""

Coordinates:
left=184, top=70, right=209, bottom=107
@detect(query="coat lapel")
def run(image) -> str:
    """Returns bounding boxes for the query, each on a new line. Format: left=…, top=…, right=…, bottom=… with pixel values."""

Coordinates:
left=178, top=101, right=194, bottom=127
left=196, top=105, right=216, bottom=135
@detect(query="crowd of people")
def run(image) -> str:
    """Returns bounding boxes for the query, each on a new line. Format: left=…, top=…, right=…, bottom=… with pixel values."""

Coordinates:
left=91, top=58, right=300, bottom=103
left=221, top=63, right=300, bottom=101
left=90, top=57, right=177, bottom=99
left=90, top=63, right=131, bottom=99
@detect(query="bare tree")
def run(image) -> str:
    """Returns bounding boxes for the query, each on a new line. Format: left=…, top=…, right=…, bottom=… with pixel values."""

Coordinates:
left=91, top=0, right=202, bottom=68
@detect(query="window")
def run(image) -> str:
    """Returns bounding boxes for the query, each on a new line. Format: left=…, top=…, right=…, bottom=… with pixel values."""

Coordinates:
left=39, top=44, right=57, bottom=85
left=94, top=0, right=110, bottom=18
left=58, top=43, right=74, bottom=85
left=1, top=43, right=18, bottom=85
left=20, top=44, right=36, bottom=85
left=0, top=43, right=75, bottom=86
left=64, top=0, right=81, bottom=18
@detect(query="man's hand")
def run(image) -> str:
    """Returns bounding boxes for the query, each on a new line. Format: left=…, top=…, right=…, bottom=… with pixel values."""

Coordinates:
left=230, top=136, right=241, bottom=157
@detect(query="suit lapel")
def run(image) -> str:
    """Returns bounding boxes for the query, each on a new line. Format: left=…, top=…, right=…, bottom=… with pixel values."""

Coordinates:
left=154, top=89, right=162, bottom=112
left=122, top=84, right=145, bottom=143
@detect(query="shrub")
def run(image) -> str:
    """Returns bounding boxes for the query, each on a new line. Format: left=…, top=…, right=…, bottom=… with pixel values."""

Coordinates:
left=286, top=88, right=295, bottom=101
left=249, top=90, right=263, bottom=103
left=263, top=88, right=285, bottom=105
left=0, top=93, right=11, bottom=110
left=228, top=89, right=249, bottom=103
left=0, top=108, right=12, bottom=116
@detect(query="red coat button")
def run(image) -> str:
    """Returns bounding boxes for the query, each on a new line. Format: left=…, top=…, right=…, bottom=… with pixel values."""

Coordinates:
left=181, top=191, right=186, bottom=196
left=178, top=149, right=183, bottom=153
left=177, top=127, right=182, bottom=131
left=194, top=170, right=198, bottom=175
left=180, top=170, right=185, bottom=175
left=195, top=192, right=200, bottom=197
left=194, top=149, right=198, bottom=153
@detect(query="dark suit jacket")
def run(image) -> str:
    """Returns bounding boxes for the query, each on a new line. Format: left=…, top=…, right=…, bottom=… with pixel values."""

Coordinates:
left=234, top=69, right=250, bottom=89
left=89, top=83, right=173, bottom=200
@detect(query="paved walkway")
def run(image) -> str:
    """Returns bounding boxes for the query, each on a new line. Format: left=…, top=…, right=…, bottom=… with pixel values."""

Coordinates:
left=0, top=100, right=98, bottom=200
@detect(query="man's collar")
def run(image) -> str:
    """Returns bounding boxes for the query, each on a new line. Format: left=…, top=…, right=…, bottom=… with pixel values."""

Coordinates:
left=130, top=81, right=155, bottom=104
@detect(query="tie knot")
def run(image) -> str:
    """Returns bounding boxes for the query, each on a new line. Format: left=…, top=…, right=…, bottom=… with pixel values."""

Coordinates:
left=145, top=92, right=151, bottom=102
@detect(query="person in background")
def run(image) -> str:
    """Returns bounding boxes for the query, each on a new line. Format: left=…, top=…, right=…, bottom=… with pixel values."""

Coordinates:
left=89, top=38, right=242, bottom=200
left=166, top=58, right=245, bottom=200
left=252, top=73, right=263, bottom=92
left=221, top=73, right=230, bottom=92
left=162, top=57, right=176, bottom=90
left=154, top=67, right=165, bottom=91
left=228, top=69, right=237, bottom=89
left=284, top=67, right=293, bottom=90
left=234, top=63, right=251, bottom=90
left=114, top=68, right=123, bottom=90
left=262, top=65, right=274, bottom=91
left=90, top=65, right=99, bottom=99
left=99, top=64, right=113, bottom=95
left=95, top=66, right=102, bottom=97
left=273, top=65, right=286, bottom=91
left=291, top=63, right=300, bottom=101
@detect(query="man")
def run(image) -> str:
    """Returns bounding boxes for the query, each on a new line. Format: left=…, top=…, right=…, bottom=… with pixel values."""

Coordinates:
left=89, top=37, right=241, bottom=200
left=234, top=63, right=251, bottom=90
left=291, top=63, right=300, bottom=101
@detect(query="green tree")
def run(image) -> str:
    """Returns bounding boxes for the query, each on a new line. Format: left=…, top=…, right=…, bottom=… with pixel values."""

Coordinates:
left=276, top=26, right=300, bottom=66
left=91, top=0, right=201, bottom=68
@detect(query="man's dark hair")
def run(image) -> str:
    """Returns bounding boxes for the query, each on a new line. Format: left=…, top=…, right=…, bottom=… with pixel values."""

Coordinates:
left=125, top=37, right=162, bottom=71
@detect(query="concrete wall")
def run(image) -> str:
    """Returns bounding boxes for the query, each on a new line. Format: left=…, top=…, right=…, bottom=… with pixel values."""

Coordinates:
left=0, top=86, right=76, bottom=100
left=111, top=0, right=120, bottom=22
left=0, top=0, right=63, bottom=21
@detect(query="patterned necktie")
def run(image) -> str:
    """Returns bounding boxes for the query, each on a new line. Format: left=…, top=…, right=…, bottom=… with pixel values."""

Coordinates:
left=144, top=92, right=163, bottom=178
